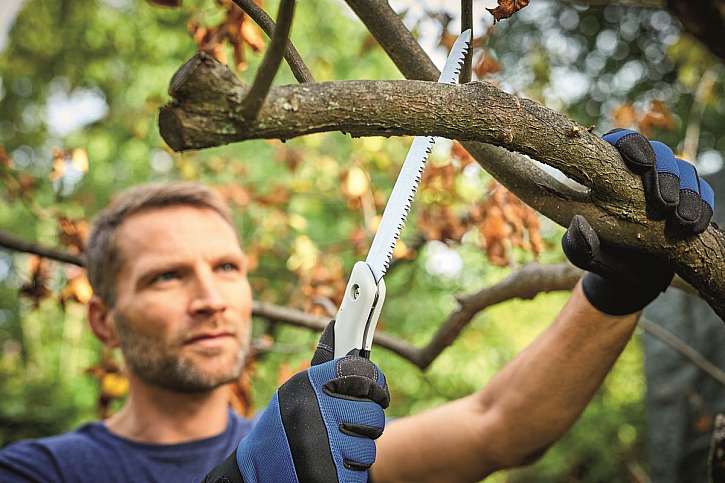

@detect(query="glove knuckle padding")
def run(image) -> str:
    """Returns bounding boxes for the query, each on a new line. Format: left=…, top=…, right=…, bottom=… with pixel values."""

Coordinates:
left=602, top=129, right=655, bottom=171
left=561, top=215, right=599, bottom=272
left=694, top=179, right=715, bottom=234
left=673, top=159, right=702, bottom=225
left=649, top=141, right=681, bottom=209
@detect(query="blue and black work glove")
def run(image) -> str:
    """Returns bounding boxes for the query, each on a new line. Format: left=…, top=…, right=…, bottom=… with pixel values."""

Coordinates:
left=562, top=129, right=715, bottom=315
left=204, top=320, right=389, bottom=483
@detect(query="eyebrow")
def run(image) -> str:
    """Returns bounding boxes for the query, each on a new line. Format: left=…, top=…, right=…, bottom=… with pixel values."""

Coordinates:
left=135, top=253, right=246, bottom=287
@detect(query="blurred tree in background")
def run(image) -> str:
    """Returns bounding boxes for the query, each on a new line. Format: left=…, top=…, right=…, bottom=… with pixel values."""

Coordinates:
left=0, top=1, right=723, bottom=481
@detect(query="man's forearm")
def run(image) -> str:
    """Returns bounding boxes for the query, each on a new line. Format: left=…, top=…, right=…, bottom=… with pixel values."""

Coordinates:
left=476, top=280, right=639, bottom=468
left=373, top=281, right=639, bottom=483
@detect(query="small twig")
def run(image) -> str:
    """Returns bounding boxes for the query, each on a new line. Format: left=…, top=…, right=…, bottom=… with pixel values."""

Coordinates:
left=416, top=262, right=583, bottom=367
left=240, top=0, right=296, bottom=121
left=0, top=229, right=84, bottom=266
left=231, top=0, right=314, bottom=84
left=640, top=317, right=725, bottom=386
left=312, top=296, right=338, bottom=318
left=251, top=300, right=420, bottom=361
left=460, top=0, right=473, bottom=84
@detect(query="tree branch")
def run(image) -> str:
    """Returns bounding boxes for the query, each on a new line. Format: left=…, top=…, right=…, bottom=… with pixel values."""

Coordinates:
left=231, top=0, right=314, bottom=83
left=460, top=0, right=473, bottom=84
left=0, top=230, right=85, bottom=266
left=640, top=317, right=725, bottom=386
left=239, top=0, right=295, bottom=120
left=344, top=0, right=439, bottom=81
left=159, top=55, right=725, bottom=320
left=417, top=262, right=582, bottom=367
left=0, top=232, right=717, bottom=377
left=251, top=300, right=420, bottom=361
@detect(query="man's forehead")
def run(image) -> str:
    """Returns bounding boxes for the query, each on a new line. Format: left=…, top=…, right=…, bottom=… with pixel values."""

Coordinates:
left=115, top=205, right=242, bottom=264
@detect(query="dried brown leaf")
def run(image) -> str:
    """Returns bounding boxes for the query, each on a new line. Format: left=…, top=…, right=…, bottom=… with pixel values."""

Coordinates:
left=473, top=182, right=542, bottom=265
left=57, top=216, right=88, bottom=254
left=487, top=0, right=530, bottom=23
left=0, top=146, right=10, bottom=168
left=473, top=52, right=501, bottom=78
left=613, top=103, right=637, bottom=128
left=20, top=256, right=52, bottom=308
left=638, top=100, right=675, bottom=137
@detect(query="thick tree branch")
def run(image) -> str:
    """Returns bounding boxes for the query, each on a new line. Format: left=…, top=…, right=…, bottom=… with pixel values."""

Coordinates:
left=231, top=0, right=314, bottom=83
left=239, top=0, right=295, bottom=120
left=159, top=55, right=725, bottom=320
left=162, top=57, right=617, bottom=196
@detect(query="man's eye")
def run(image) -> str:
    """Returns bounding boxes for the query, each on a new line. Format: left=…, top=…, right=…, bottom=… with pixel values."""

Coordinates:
left=152, top=271, right=179, bottom=283
left=217, top=262, right=240, bottom=273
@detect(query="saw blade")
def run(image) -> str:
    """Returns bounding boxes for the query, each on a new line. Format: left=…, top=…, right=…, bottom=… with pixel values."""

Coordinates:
left=364, top=29, right=471, bottom=283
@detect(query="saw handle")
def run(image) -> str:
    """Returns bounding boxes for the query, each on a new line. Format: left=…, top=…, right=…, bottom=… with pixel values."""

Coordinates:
left=333, top=262, right=385, bottom=359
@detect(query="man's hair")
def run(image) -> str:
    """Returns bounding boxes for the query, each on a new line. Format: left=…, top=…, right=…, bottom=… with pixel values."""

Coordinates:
left=86, top=181, right=234, bottom=306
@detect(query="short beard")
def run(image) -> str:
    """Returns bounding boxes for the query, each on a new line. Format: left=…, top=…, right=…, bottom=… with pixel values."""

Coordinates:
left=114, top=313, right=248, bottom=394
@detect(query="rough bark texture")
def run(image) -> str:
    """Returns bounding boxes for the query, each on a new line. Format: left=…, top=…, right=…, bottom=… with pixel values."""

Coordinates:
left=159, top=53, right=725, bottom=321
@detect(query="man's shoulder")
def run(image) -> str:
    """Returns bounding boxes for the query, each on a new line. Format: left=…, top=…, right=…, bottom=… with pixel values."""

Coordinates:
left=0, top=422, right=109, bottom=482
left=0, top=412, right=254, bottom=483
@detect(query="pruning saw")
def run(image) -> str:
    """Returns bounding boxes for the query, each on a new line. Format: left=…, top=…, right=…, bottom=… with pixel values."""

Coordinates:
left=333, top=30, right=472, bottom=359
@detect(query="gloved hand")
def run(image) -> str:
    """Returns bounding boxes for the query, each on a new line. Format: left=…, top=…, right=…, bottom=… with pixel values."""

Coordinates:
left=562, top=129, right=715, bottom=315
left=204, top=320, right=389, bottom=483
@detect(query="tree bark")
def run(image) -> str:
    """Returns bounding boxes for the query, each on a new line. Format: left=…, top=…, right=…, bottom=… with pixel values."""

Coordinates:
left=158, top=53, right=725, bottom=322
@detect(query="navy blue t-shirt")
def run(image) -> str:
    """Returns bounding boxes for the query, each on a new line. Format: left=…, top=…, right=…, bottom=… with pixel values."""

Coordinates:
left=0, top=410, right=253, bottom=483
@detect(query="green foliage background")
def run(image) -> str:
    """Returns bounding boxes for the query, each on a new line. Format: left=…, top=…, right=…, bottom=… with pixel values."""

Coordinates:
left=1, top=1, right=723, bottom=481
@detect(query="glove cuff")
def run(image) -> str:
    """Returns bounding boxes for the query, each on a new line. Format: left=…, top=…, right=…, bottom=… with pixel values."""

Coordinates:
left=581, top=272, right=663, bottom=316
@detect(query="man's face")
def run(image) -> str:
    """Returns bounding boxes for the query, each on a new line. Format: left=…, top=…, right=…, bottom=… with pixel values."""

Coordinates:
left=110, top=205, right=252, bottom=393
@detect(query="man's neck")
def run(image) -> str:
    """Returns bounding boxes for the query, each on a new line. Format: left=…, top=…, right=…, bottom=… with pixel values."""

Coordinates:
left=105, top=375, right=232, bottom=445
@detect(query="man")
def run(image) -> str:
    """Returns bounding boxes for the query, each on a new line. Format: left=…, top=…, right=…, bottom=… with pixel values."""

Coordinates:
left=0, top=130, right=716, bottom=482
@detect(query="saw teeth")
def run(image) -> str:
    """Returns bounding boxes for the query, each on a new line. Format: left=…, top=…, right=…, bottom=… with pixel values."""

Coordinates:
left=366, top=33, right=468, bottom=280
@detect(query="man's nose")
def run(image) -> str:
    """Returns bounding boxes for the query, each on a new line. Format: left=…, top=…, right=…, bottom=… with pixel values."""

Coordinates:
left=188, top=269, right=227, bottom=315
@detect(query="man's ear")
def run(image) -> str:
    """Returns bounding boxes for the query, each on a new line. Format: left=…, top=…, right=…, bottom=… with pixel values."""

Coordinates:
left=88, top=295, right=120, bottom=347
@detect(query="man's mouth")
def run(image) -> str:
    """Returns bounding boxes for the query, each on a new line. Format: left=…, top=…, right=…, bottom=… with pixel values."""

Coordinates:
left=184, top=332, right=236, bottom=347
